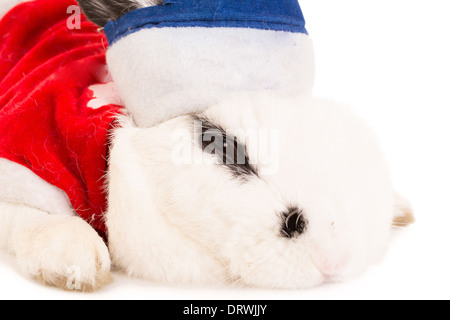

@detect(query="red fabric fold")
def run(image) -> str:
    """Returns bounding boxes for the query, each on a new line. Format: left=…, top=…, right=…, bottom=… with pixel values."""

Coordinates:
left=0, top=0, right=123, bottom=234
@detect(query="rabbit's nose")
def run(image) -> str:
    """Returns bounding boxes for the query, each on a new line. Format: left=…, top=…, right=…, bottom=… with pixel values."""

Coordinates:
left=281, top=207, right=307, bottom=238
left=311, top=250, right=350, bottom=280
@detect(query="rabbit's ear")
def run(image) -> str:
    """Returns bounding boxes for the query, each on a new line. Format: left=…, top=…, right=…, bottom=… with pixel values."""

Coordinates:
left=77, top=0, right=162, bottom=27
left=392, top=193, right=415, bottom=227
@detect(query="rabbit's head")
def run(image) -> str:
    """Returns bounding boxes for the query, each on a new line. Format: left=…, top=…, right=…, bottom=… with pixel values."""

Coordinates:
left=106, top=93, right=412, bottom=288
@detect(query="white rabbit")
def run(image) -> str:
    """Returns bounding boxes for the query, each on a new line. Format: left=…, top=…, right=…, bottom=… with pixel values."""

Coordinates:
left=0, top=0, right=413, bottom=291
left=105, top=92, right=415, bottom=289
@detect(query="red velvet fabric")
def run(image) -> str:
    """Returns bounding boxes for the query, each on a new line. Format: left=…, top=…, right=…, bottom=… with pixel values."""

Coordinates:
left=0, top=0, right=123, bottom=234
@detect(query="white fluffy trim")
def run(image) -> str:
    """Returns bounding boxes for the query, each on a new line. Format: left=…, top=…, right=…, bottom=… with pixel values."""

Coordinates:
left=0, top=0, right=23, bottom=18
left=0, top=158, right=74, bottom=216
left=107, top=28, right=315, bottom=127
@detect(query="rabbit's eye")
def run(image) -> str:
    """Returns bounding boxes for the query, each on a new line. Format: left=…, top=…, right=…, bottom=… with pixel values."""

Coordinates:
left=281, top=207, right=307, bottom=238
left=196, top=117, right=258, bottom=179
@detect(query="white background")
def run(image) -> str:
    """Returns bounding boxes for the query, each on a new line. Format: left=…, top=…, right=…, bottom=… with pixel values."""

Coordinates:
left=0, top=0, right=449, bottom=300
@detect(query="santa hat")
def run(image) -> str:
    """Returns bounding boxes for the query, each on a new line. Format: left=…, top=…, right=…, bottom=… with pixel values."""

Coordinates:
left=102, top=0, right=315, bottom=127
left=105, top=0, right=308, bottom=44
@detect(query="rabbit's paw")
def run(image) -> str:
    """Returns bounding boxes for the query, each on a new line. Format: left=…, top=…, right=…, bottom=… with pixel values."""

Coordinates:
left=12, top=216, right=112, bottom=291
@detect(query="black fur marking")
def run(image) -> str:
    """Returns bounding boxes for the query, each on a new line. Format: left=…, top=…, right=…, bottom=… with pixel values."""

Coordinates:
left=195, top=116, right=258, bottom=180
left=280, top=207, right=307, bottom=238
left=77, top=0, right=162, bottom=27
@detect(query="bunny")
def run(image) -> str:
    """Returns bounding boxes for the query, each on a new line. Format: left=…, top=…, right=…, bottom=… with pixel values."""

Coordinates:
left=0, top=0, right=413, bottom=291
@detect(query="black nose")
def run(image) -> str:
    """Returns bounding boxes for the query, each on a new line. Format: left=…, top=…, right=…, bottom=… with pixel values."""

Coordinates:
left=281, top=207, right=307, bottom=238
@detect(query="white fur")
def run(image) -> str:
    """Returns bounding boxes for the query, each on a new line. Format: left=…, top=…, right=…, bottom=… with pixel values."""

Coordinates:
left=0, top=201, right=110, bottom=290
left=107, top=28, right=315, bottom=127
left=106, top=119, right=227, bottom=284
left=106, top=93, right=395, bottom=288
